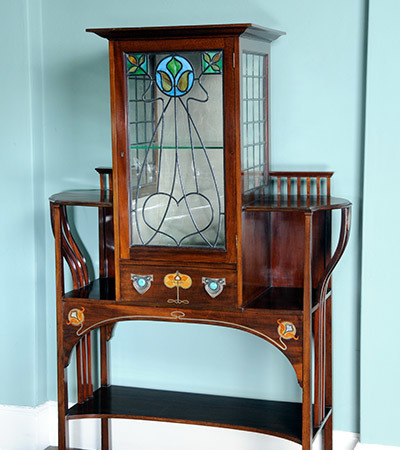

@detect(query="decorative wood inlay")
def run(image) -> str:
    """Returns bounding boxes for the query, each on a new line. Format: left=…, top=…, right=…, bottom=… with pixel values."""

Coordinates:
left=70, top=310, right=298, bottom=353
left=164, top=271, right=192, bottom=304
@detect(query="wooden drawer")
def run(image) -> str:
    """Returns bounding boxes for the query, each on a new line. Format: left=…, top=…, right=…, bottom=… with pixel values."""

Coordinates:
left=120, top=263, right=238, bottom=307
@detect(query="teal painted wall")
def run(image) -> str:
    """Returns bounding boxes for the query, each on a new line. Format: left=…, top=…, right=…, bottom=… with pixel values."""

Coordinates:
left=360, top=0, right=400, bottom=446
left=4, top=0, right=397, bottom=446
left=0, top=0, right=38, bottom=407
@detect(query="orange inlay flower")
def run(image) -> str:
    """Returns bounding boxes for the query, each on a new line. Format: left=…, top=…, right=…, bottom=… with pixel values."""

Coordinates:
left=277, top=319, right=299, bottom=340
left=164, top=271, right=192, bottom=289
left=67, top=307, right=85, bottom=326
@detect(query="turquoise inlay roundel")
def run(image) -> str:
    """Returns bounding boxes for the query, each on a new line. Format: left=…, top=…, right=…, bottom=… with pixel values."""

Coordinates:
left=138, top=278, right=146, bottom=287
left=156, top=56, right=194, bottom=97
left=209, top=281, right=218, bottom=291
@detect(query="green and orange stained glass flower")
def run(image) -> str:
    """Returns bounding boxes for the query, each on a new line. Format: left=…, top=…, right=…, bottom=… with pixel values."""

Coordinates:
left=127, top=54, right=147, bottom=75
left=202, top=51, right=222, bottom=74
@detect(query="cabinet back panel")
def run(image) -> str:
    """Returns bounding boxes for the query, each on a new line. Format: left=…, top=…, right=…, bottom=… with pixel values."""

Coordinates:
left=311, top=210, right=330, bottom=287
left=270, top=211, right=329, bottom=288
left=241, top=210, right=270, bottom=305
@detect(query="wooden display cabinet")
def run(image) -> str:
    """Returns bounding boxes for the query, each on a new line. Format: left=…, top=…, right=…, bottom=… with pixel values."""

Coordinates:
left=50, top=24, right=351, bottom=449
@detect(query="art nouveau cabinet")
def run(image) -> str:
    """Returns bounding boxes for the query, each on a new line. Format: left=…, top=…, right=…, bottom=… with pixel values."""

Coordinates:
left=50, top=24, right=351, bottom=449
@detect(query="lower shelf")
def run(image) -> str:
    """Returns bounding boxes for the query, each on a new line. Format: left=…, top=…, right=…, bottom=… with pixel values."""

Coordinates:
left=68, top=385, right=308, bottom=444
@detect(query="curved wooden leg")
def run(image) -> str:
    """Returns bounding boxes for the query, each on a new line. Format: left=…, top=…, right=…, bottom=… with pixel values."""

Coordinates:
left=54, top=204, right=69, bottom=449
left=302, top=213, right=313, bottom=450
left=324, top=295, right=333, bottom=450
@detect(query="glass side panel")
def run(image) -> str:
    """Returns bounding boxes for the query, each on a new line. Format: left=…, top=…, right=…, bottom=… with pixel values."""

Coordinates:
left=126, top=51, right=225, bottom=249
left=241, top=53, right=267, bottom=193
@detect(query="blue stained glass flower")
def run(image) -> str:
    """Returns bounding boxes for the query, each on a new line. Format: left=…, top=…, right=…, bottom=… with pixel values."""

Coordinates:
left=156, top=55, right=194, bottom=97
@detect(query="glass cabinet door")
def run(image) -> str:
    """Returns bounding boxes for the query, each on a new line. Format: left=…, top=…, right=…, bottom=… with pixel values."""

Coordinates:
left=126, top=51, right=225, bottom=249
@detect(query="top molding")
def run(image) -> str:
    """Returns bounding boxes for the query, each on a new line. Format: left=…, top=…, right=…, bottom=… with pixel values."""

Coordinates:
left=86, top=23, right=285, bottom=43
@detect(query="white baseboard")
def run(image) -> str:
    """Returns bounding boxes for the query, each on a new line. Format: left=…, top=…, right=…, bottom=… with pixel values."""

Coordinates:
left=0, top=402, right=359, bottom=450
left=334, top=431, right=360, bottom=450
left=0, top=402, right=54, bottom=450
left=355, top=444, right=400, bottom=449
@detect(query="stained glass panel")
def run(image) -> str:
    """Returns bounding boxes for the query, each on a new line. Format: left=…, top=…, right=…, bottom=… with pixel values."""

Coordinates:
left=126, top=51, right=225, bottom=249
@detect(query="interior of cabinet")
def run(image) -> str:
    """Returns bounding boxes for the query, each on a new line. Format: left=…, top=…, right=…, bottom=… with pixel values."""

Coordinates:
left=242, top=209, right=330, bottom=308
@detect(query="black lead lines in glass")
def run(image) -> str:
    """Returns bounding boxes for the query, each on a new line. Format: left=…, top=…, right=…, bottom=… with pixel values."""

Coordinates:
left=242, top=53, right=267, bottom=193
left=127, top=52, right=225, bottom=248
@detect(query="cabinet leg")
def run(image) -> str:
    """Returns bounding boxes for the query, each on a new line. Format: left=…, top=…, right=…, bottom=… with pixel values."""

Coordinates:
left=100, top=326, right=110, bottom=449
left=101, top=418, right=110, bottom=450
left=57, top=413, right=69, bottom=450
left=302, top=213, right=313, bottom=450
left=301, top=437, right=312, bottom=450
left=324, top=414, right=333, bottom=450
left=57, top=365, right=69, bottom=449
left=55, top=204, right=69, bottom=450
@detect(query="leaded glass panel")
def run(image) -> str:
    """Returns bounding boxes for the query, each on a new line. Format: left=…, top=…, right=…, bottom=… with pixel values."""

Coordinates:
left=241, top=52, right=267, bottom=193
left=126, top=51, right=225, bottom=249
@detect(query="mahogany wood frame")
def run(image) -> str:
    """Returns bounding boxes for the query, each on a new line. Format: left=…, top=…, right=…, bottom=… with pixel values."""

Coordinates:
left=50, top=24, right=351, bottom=450
left=110, top=37, right=238, bottom=264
